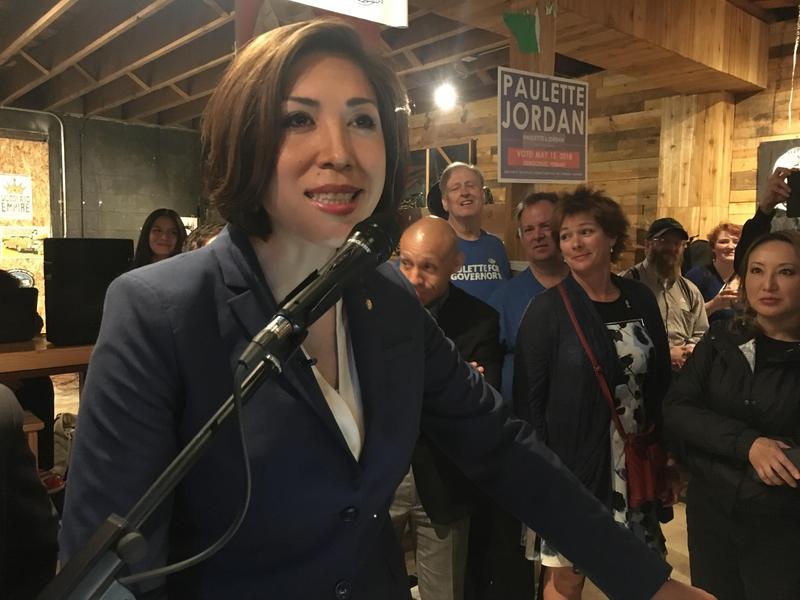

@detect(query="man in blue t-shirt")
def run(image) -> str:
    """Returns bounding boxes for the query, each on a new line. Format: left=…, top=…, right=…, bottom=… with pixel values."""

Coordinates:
left=489, top=193, right=569, bottom=405
left=439, top=162, right=511, bottom=303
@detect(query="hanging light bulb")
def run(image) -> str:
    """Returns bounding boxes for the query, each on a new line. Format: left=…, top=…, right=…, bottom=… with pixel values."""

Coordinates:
left=434, top=83, right=458, bottom=110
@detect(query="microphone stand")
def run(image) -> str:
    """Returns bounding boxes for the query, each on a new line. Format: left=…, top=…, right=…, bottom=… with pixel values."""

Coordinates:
left=38, top=323, right=307, bottom=600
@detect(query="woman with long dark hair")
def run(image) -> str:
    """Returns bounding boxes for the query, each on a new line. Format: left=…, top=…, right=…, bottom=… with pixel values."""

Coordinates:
left=132, top=207, right=186, bottom=268
left=665, top=230, right=800, bottom=599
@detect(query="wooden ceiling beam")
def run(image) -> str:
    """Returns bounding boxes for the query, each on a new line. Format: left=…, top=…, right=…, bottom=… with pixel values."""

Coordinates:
left=752, top=0, right=798, bottom=8
left=0, top=0, right=175, bottom=105
left=0, top=0, right=80, bottom=68
left=121, top=63, right=225, bottom=119
left=88, top=78, right=145, bottom=115
left=727, top=0, right=775, bottom=21
left=418, top=0, right=507, bottom=36
left=172, top=62, right=227, bottom=96
left=385, top=25, right=473, bottom=57
left=20, top=51, right=49, bottom=76
left=82, top=22, right=234, bottom=116
left=419, top=0, right=769, bottom=94
left=169, top=83, right=190, bottom=100
left=396, top=40, right=508, bottom=77
left=72, top=64, right=97, bottom=84
left=403, top=50, right=424, bottom=68
left=134, top=21, right=234, bottom=87
left=157, top=95, right=211, bottom=125
left=119, top=87, right=184, bottom=119
left=128, top=73, right=151, bottom=92
left=40, top=0, right=233, bottom=111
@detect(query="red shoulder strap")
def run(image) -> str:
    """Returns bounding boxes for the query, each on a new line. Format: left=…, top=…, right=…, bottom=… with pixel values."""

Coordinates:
left=556, top=283, right=627, bottom=437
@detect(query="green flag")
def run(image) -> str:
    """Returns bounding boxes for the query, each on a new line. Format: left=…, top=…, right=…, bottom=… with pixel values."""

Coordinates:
left=503, top=11, right=540, bottom=54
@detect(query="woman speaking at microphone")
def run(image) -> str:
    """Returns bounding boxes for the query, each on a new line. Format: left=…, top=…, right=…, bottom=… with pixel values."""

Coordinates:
left=60, top=19, right=711, bottom=600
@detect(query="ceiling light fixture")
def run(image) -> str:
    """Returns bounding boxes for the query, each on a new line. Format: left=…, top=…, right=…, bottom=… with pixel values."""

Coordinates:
left=434, top=83, right=458, bottom=110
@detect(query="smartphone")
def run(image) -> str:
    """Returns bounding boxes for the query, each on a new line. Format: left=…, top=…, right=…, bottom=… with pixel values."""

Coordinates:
left=786, top=171, right=800, bottom=217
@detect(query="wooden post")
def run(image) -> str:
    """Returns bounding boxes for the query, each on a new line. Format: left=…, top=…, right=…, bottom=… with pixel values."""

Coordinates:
left=503, top=0, right=557, bottom=261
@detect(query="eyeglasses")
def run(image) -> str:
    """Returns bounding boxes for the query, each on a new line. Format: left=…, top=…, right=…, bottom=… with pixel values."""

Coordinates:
left=652, top=237, right=689, bottom=249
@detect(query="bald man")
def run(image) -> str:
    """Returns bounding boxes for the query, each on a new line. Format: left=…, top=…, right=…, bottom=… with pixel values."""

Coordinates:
left=397, top=217, right=502, bottom=387
left=392, top=217, right=515, bottom=600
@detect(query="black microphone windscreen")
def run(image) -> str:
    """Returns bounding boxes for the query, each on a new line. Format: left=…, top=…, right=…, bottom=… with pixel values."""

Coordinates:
left=349, top=213, right=400, bottom=263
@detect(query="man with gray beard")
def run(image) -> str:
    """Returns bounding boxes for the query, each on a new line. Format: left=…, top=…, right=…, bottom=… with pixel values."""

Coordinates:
left=622, top=218, right=708, bottom=370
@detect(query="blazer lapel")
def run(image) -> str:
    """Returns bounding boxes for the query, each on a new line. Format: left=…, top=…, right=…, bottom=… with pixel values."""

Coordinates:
left=343, top=278, right=389, bottom=469
left=213, top=226, right=359, bottom=464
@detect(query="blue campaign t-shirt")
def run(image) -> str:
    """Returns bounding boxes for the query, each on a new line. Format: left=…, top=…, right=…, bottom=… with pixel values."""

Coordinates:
left=488, top=268, right=546, bottom=405
left=450, top=231, right=511, bottom=304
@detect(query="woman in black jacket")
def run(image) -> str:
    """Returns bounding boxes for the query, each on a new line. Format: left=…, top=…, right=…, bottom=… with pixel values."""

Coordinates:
left=665, top=230, right=800, bottom=600
left=514, top=187, right=675, bottom=600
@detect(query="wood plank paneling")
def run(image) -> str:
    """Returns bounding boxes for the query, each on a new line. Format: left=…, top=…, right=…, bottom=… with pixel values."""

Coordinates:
left=408, top=69, right=664, bottom=267
left=658, top=92, right=734, bottom=236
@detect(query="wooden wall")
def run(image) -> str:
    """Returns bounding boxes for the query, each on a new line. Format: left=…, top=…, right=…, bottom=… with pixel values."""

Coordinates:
left=730, top=20, right=800, bottom=223
left=408, top=69, right=665, bottom=266
left=658, top=92, right=734, bottom=238
left=408, top=19, right=800, bottom=266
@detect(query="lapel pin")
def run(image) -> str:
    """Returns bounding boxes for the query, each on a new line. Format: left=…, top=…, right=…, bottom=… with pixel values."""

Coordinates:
left=365, top=298, right=374, bottom=311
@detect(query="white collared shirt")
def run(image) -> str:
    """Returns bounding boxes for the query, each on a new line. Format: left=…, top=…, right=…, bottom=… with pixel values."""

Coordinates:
left=306, top=300, right=364, bottom=459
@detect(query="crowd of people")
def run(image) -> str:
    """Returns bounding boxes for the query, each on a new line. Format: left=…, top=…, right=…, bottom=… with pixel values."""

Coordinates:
left=2, top=18, right=798, bottom=600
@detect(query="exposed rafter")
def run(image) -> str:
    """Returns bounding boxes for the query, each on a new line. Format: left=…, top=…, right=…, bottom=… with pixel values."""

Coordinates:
left=0, top=0, right=79, bottom=67
left=0, top=0, right=790, bottom=129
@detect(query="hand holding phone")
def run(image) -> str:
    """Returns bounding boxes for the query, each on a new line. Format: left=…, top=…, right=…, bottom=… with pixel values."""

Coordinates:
left=786, top=171, right=800, bottom=217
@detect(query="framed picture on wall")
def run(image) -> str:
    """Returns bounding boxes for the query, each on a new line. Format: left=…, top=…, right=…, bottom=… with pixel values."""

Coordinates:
left=757, top=139, right=800, bottom=229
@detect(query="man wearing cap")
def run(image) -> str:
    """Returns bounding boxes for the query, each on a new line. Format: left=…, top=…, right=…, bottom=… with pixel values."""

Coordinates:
left=438, top=162, right=512, bottom=304
left=622, top=218, right=709, bottom=369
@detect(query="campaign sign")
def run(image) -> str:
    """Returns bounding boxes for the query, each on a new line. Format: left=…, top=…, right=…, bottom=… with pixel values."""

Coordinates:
left=291, top=0, right=408, bottom=27
left=498, top=67, right=588, bottom=184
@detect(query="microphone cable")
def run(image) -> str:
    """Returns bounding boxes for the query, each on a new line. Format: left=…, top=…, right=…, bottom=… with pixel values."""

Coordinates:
left=118, top=361, right=253, bottom=586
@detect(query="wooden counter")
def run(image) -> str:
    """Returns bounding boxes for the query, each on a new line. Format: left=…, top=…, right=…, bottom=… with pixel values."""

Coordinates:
left=0, top=336, right=93, bottom=379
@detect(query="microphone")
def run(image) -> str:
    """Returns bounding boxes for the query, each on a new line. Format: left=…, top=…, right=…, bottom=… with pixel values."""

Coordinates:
left=238, top=213, right=400, bottom=374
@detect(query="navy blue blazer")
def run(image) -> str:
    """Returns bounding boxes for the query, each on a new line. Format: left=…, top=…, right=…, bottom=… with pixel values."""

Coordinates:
left=60, top=225, right=671, bottom=599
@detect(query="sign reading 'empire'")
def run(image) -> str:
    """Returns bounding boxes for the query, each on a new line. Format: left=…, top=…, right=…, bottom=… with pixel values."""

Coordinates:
left=497, top=67, right=588, bottom=184
left=0, top=174, right=33, bottom=220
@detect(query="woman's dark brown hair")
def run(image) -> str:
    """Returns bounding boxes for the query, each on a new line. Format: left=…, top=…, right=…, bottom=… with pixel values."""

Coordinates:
left=202, top=19, right=409, bottom=238
left=133, top=208, right=186, bottom=268
left=551, top=186, right=629, bottom=262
